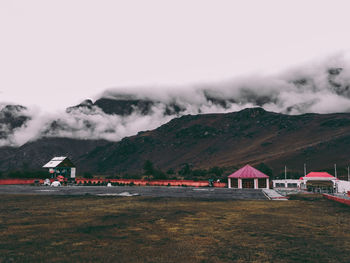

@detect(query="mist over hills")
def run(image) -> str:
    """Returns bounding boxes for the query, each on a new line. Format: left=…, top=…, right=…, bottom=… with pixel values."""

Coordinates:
left=1, top=59, right=350, bottom=176
left=1, top=57, right=350, bottom=148
left=0, top=107, right=349, bottom=178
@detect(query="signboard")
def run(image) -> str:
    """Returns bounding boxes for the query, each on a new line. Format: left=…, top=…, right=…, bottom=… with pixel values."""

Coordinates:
left=71, top=167, right=76, bottom=178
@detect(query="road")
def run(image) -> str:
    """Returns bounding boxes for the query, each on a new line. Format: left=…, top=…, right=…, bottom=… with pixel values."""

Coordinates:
left=0, top=185, right=267, bottom=199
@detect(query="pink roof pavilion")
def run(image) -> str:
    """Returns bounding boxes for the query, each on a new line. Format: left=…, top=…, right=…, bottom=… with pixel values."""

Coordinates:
left=299, top=172, right=336, bottom=180
left=228, top=164, right=269, bottom=179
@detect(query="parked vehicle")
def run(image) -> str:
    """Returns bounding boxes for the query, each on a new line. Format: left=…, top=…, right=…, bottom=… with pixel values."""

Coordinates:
left=43, top=179, right=51, bottom=186
left=51, top=181, right=61, bottom=187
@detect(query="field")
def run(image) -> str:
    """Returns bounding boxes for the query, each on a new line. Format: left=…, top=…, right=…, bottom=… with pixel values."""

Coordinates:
left=1, top=194, right=350, bottom=263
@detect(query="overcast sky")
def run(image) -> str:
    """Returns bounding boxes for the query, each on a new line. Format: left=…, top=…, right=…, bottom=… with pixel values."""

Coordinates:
left=1, top=0, right=350, bottom=111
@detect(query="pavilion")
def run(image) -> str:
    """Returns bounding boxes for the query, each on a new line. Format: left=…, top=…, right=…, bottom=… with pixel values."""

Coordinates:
left=227, top=164, right=269, bottom=189
left=299, top=172, right=337, bottom=193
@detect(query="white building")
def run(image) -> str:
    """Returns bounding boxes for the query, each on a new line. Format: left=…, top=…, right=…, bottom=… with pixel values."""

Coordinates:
left=272, top=179, right=300, bottom=189
left=43, top=156, right=76, bottom=179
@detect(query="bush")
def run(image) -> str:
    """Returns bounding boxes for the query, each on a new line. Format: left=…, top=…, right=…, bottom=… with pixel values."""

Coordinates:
left=166, top=168, right=175, bottom=175
left=83, top=172, right=93, bottom=179
left=209, top=166, right=224, bottom=177
left=143, top=160, right=154, bottom=175
left=153, top=170, right=167, bottom=180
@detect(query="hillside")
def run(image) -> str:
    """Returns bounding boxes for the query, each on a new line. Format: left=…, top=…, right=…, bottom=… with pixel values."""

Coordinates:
left=77, top=108, right=350, bottom=177
left=0, top=107, right=350, bottom=178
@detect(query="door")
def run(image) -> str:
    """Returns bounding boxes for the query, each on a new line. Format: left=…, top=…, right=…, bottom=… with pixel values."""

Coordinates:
left=242, top=179, right=254, bottom=188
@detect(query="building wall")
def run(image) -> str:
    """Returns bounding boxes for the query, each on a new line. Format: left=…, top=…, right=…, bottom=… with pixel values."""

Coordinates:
left=272, top=179, right=300, bottom=188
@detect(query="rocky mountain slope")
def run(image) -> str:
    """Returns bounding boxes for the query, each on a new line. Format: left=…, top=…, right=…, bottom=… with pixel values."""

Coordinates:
left=3, top=106, right=348, bottom=178
left=75, top=107, right=350, bottom=176
left=1, top=104, right=350, bottom=177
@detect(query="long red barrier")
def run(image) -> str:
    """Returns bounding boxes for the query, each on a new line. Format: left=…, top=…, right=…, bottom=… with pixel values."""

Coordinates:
left=323, top=194, right=350, bottom=206
left=0, top=178, right=227, bottom=188
left=0, top=179, right=45, bottom=185
left=76, top=178, right=227, bottom=188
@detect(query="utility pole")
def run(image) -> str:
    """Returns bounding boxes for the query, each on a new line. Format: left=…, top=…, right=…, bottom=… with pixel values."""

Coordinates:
left=304, top=163, right=306, bottom=176
left=347, top=166, right=349, bottom=181
left=284, top=165, right=287, bottom=180
left=334, top=164, right=337, bottom=178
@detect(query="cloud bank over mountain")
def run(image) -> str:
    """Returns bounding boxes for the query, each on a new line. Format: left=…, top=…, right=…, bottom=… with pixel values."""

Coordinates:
left=1, top=54, right=350, bottom=147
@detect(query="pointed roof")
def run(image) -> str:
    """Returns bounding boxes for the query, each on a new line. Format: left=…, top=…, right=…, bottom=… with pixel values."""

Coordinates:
left=228, top=165, right=269, bottom=178
left=43, top=157, right=75, bottom=168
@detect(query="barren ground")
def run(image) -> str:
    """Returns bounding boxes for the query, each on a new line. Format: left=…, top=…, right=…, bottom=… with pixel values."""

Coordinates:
left=0, top=194, right=350, bottom=262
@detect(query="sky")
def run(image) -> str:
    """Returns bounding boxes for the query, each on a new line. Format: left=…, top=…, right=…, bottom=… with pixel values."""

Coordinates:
left=1, top=0, right=350, bottom=111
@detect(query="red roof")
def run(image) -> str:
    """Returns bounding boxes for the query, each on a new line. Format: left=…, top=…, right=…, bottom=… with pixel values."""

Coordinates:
left=304, top=172, right=335, bottom=178
left=228, top=165, right=269, bottom=178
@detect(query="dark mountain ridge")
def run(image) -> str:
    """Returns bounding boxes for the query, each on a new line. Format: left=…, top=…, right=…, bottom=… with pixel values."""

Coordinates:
left=75, top=107, right=350, bottom=177
left=2, top=107, right=348, bottom=179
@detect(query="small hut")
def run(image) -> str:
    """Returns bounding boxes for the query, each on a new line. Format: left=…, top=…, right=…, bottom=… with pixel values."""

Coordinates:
left=43, top=157, right=76, bottom=179
left=227, top=164, right=269, bottom=189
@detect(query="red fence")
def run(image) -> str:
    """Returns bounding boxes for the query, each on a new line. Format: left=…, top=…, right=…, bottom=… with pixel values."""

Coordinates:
left=0, top=179, right=46, bottom=185
left=0, top=178, right=227, bottom=188
left=76, top=178, right=227, bottom=188
left=323, top=194, right=350, bottom=206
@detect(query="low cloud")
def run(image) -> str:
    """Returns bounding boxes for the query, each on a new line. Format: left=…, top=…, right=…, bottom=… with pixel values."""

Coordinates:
left=1, top=53, right=350, bottom=147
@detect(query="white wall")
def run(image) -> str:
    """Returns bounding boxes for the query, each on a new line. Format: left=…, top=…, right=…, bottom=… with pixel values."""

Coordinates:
left=336, top=180, right=350, bottom=193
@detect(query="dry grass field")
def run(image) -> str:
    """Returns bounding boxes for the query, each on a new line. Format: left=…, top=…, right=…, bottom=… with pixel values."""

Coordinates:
left=0, top=194, right=350, bottom=263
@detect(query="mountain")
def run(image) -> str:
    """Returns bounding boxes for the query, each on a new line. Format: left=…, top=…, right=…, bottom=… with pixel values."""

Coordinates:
left=0, top=137, right=109, bottom=172
left=66, top=97, right=186, bottom=116
left=75, top=107, right=350, bottom=177
left=1, top=106, right=350, bottom=178
left=2, top=63, right=350, bottom=147
left=0, top=105, right=30, bottom=140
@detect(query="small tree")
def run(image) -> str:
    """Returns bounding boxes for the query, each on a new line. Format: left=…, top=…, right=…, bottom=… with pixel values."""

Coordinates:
left=83, top=172, right=93, bottom=179
left=209, top=166, right=224, bottom=177
left=166, top=168, right=175, bottom=175
left=153, top=170, right=167, bottom=180
left=179, top=163, right=192, bottom=176
left=143, top=160, right=154, bottom=175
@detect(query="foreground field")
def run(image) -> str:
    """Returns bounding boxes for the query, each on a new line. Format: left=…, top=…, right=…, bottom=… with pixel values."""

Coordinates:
left=0, top=195, right=350, bottom=262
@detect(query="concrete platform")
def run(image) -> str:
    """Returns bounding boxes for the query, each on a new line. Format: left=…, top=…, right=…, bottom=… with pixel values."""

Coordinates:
left=262, top=189, right=288, bottom=200
left=0, top=185, right=268, bottom=200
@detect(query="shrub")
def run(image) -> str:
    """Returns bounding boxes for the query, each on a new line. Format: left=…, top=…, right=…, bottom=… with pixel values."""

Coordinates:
left=83, top=172, right=93, bottom=179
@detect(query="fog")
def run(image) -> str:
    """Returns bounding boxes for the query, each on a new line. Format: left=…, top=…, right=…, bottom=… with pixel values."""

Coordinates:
left=1, top=55, right=350, bottom=147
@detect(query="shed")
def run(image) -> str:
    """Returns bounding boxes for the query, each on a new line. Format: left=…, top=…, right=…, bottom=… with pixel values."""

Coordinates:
left=43, top=157, right=76, bottom=179
left=227, top=164, right=269, bottom=189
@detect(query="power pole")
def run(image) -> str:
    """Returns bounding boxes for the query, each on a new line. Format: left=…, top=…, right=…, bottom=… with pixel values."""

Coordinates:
left=334, top=164, right=337, bottom=178
left=304, top=163, right=306, bottom=176
left=285, top=165, right=287, bottom=180
left=347, top=166, right=349, bottom=181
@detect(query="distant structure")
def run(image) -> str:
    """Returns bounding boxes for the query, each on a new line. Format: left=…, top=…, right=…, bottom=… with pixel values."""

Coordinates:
left=227, top=165, right=269, bottom=189
left=272, top=179, right=300, bottom=189
left=43, top=157, right=76, bottom=179
left=299, top=172, right=336, bottom=193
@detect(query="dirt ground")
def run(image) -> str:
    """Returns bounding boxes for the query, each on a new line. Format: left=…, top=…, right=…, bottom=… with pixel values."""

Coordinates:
left=0, top=194, right=350, bottom=263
